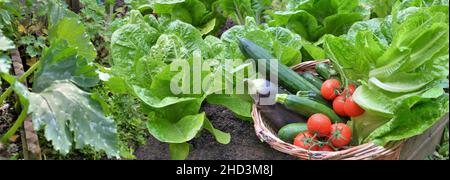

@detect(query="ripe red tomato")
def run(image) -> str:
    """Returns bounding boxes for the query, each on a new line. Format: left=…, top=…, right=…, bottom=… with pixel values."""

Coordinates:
left=342, top=84, right=356, bottom=95
left=318, top=144, right=335, bottom=152
left=332, top=95, right=347, bottom=116
left=321, top=79, right=341, bottom=100
left=307, top=113, right=332, bottom=137
left=329, top=123, right=351, bottom=148
left=344, top=96, right=365, bottom=117
left=347, top=84, right=356, bottom=94
left=293, top=132, right=319, bottom=151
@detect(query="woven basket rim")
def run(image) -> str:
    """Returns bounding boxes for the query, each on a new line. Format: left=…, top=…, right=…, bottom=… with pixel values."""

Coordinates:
left=252, top=60, right=404, bottom=160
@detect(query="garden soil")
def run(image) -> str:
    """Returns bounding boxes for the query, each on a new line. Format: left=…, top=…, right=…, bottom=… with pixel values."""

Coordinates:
left=135, top=103, right=295, bottom=160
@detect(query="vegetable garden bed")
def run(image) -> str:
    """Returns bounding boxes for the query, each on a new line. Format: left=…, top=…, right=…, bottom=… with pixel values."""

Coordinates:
left=1, top=0, right=449, bottom=160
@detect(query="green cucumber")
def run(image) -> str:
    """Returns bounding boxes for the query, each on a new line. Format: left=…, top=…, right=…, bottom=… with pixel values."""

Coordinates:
left=301, top=72, right=323, bottom=89
left=296, top=91, right=329, bottom=106
left=278, top=123, right=308, bottom=143
left=239, top=38, right=321, bottom=94
left=315, top=63, right=337, bottom=79
left=276, top=94, right=343, bottom=123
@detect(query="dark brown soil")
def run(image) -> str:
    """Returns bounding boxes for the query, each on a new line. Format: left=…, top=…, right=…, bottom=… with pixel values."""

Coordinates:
left=135, top=104, right=296, bottom=160
left=0, top=96, right=22, bottom=159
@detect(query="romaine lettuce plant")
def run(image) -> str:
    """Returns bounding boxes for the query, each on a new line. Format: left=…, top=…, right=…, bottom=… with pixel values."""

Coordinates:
left=324, top=4, right=449, bottom=145
left=269, top=0, right=370, bottom=42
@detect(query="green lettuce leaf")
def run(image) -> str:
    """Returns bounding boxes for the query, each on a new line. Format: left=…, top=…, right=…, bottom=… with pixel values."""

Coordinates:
left=146, top=112, right=206, bottom=143
left=325, top=5, right=449, bottom=144
left=368, top=94, right=449, bottom=145
left=206, top=94, right=252, bottom=119
left=270, top=0, right=370, bottom=42
left=169, top=142, right=191, bottom=160
left=151, top=0, right=225, bottom=35
left=218, top=0, right=271, bottom=25
left=221, top=17, right=303, bottom=65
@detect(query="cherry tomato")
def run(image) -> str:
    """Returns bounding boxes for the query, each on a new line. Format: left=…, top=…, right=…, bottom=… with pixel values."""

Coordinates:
left=332, top=95, right=347, bottom=116
left=307, top=113, right=332, bottom=137
left=329, top=123, right=351, bottom=148
left=321, top=79, right=341, bottom=100
left=293, top=132, right=319, bottom=151
left=344, top=96, right=365, bottom=117
left=318, top=144, right=335, bottom=152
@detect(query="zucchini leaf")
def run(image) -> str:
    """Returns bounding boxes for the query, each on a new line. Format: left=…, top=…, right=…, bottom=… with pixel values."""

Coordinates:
left=29, top=80, right=120, bottom=157
left=0, top=31, right=14, bottom=51
left=32, top=40, right=99, bottom=92
left=29, top=15, right=120, bottom=157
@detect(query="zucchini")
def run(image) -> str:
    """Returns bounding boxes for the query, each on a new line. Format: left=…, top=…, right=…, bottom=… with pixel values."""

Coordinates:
left=239, top=38, right=321, bottom=94
left=276, top=94, right=343, bottom=123
left=315, top=63, right=337, bottom=79
left=296, top=91, right=329, bottom=106
left=278, top=123, right=308, bottom=143
left=301, top=72, right=323, bottom=89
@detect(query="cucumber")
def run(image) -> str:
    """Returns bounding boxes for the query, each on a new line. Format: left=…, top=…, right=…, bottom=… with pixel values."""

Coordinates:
left=278, top=123, right=308, bottom=143
left=239, top=38, right=321, bottom=94
left=276, top=94, right=343, bottom=123
left=296, top=91, right=329, bottom=106
left=301, top=72, right=323, bottom=89
left=315, top=63, right=337, bottom=79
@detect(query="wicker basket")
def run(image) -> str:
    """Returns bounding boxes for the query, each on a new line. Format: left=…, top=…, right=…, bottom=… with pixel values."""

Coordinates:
left=252, top=60, right=404, bottom=160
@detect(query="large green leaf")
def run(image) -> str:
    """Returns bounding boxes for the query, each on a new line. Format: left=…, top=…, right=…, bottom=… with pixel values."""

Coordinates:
left=29, top=80, right=120, bottom=157
left=203, top=117, right=231, bottom=144
left=169, top=142, right=190, bottom=160
left=271, top=0, right=369, bottom=42
left=0, top=54, right=10, bottom=74
left=133, top=85, right=197, bottom=108
left=48, top=18, right=97, bottom=61
left=368, top=94, right=449, bottom=146
left=146, top=112, right=205, bottom=143
left=0, top=32, right=14, bottom=51
left=206, top=94, right=252, bottom=119
left=111, top=23, right=159, bottom=78
left=32, top=40, right=99, bottom=92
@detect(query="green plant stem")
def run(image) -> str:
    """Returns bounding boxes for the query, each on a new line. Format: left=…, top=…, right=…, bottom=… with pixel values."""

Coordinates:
left=0, top=60, right=40, bottom=104
left=1, top=106, right=28, bottom=143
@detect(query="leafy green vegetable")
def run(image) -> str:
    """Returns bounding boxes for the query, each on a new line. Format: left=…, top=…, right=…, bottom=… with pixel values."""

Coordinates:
left=324, top=5, right=449, bottom=145
left=150, top=0, right=226, bottom=35
left=109, top=11, right=237, bottom=159
left=362, top=0, right=449, bottom=18
left=270, top=0, right=370, bottom=42
left=147, top=112, right=206, bottom=143
left=206, top=94, right=252, bottom=119
left=169, top=142, right=191, bottom=160
left=221, top=17, right=303, bottom=65
left=368, top=94, right=449, bottom=145
left=218, top=0, right=272, bottom=25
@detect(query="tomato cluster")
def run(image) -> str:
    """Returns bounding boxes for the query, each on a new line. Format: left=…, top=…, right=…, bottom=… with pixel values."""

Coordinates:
left=293, top=113, right=352, bottom=151
left=321, top=80, right=365, bottom=117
